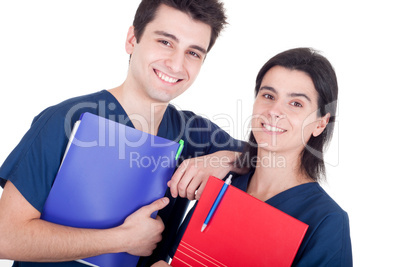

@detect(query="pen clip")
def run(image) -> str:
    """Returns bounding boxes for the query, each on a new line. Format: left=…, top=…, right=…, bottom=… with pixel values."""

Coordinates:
left=175, top=140, right=184, bottom=161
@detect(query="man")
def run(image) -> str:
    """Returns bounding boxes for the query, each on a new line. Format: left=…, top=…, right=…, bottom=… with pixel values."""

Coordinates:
left=0, top=0, right=243, bottom=266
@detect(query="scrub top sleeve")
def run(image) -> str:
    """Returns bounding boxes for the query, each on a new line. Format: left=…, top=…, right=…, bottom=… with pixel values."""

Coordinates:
left=295, top=211, right=352, bottom=267
left=0, top=110, right=70, bottom=213
left=193, top=118, right=243, bottom=155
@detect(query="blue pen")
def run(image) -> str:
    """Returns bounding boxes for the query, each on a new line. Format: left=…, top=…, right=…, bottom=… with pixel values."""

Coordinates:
left=201, top=175, right=233, bottom=232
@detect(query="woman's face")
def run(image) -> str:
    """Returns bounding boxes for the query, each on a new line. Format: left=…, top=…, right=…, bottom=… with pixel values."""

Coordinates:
left=251, top=66, right=329, bottom=155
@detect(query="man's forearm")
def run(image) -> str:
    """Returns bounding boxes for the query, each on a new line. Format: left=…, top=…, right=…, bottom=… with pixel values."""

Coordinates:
left=168, top=150, right=248, bottom=200
left=202, top=150, right=247, bottom=175
left=217, top=150, right=247, bottom=173
left=0, top=181, right=168, bottom=262
left=1, top=218, right=123, bottom=262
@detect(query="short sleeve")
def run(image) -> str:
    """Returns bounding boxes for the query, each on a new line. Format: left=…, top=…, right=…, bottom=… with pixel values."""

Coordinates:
left=295, top=211, right=352, bottom=267
left=184, top=114, right=244, bottom=157
left=0, top=108, right=71, bottom=212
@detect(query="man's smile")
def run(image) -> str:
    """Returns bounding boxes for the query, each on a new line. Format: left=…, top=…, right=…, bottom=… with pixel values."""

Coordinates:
left=154, top=69, right=182, bottom=84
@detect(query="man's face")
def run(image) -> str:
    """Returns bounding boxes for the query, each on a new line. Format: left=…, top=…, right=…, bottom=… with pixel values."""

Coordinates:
left=126, top=4, right=212, bottom=104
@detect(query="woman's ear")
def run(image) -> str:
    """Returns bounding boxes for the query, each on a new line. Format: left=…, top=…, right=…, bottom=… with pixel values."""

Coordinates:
left=125, top=25, right=137, bottom=55
left=312, top=113, right=330, bottom=137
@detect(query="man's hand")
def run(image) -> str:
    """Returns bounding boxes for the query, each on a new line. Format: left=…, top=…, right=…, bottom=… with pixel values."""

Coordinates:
left=0, top=180, right=170, bottom=262
left=117, top=197, right=169, bottom=256
left=168, top=151, right=244, bottom=200
left=151, top=260, right=171, bottom=266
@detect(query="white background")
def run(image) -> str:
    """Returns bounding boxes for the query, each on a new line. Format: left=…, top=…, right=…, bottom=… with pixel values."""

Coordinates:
left=1, top=1, right=401, bottom=266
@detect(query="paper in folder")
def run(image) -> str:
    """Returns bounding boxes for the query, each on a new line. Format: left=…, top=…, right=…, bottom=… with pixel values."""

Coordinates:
left=41, top=112, right=184, bottom=267
left=171, top=176, right=308, bottom=267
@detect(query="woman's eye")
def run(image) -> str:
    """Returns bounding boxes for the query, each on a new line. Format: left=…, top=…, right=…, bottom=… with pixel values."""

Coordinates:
left=290, top=101, right=303, bottom=107
left=263, top=94, right=274, bottom=100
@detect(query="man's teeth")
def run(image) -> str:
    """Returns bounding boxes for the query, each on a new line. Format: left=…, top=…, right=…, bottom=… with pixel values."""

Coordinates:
left=263, top=124, right=285, bottom=132
left=157, top=72, right=179, bottom=83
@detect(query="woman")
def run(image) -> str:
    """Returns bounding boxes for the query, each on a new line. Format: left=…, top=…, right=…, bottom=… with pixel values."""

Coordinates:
left=157, top=48, right=352, bottom=266
left=230, top=47, right=352, bottom=266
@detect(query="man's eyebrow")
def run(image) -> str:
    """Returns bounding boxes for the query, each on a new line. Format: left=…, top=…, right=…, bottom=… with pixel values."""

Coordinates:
left=154, top=30, right=207, bottom=55
left=259, top=86, right=312, bottom=102
left=155, top=30, right=179, bottom=42
left=189, top=45, right=207, bottom=55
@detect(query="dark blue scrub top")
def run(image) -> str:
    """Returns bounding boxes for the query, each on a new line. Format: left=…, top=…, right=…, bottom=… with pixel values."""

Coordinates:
left=0, top=90, right=244, bottom=267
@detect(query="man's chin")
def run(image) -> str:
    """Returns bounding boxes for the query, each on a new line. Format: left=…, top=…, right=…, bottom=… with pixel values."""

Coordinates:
left=149, top=89, right=185, bottom=104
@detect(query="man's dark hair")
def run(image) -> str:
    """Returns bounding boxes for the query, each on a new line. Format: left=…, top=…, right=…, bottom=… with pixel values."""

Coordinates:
left=237, top=48, right=339, bottom=182
left=133, top=0, right=227, bottom=52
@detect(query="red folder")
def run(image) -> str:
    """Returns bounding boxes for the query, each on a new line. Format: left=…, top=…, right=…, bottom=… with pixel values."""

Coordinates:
left=171, top=176, right=308, bottom=267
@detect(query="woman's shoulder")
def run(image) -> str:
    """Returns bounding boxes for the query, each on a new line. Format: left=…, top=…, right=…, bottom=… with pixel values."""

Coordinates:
left=268, top=182, right=349, bottom=227
left=308, top=183, right=347, bottom=216
left=291, top=184, right=352, bottom=266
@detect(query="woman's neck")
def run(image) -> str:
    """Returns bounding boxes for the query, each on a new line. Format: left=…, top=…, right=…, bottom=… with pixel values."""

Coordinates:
left=247, top=150, right=313, bottom=202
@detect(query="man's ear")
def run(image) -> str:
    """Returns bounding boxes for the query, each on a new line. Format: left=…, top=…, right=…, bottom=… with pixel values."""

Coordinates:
left=125, top=25, right=137, bottom=55
left=312, top=113, right=330, bottom=137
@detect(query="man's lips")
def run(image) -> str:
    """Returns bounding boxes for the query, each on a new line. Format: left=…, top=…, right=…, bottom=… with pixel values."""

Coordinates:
left=154, top=69, right=182, bottom=84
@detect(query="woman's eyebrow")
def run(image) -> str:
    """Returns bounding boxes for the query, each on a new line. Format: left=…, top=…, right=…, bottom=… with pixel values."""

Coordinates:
left=259, top=86, right=277, bottom=94
left=289, top=93, right=311, bottom=102
left=260, top=86, right=311, bottom=102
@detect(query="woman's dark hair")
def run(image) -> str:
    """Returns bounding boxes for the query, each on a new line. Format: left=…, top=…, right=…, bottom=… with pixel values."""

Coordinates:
left=133, top=0, right=227, bottom=52
left=237, top=48, right=338, bottom=182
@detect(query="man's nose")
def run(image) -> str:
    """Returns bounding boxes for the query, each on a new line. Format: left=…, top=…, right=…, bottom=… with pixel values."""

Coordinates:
left=166, top=51, right=185, bottom=73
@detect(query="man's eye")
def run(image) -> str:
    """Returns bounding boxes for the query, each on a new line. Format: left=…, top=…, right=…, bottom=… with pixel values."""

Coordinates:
left=188, top=51, right=200, bottom=58
left=159, top=40, right=171, bottom=46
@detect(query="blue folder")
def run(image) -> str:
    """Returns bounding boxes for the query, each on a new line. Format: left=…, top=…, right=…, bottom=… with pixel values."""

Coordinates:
left=41, top=112, right=183, bottom=267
